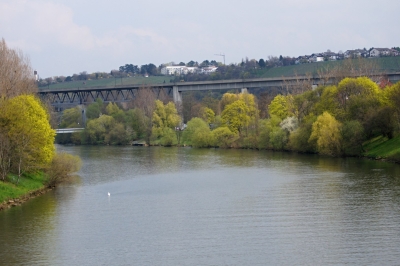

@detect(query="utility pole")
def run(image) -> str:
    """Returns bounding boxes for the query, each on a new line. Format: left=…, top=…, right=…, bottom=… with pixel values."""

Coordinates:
left=214, top=53, right=225, bottom=65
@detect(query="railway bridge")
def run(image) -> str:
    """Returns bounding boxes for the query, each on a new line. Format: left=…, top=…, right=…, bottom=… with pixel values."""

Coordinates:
left=39, top=73, right=400, bottom=107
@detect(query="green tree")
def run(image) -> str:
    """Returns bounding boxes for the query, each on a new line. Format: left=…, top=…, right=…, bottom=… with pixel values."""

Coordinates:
left=86, top=99, right=104, bottom=120
left=268, top=94, right=292, bottom=120
left=160, top=128, right=178, bottom=146
left=221, top=100, right=250, bottom=134
left=105, top=102, right=120, bottom=116
left=288, top=115, right=316, bottom=153
left=126, top=108, right=149, bottom=140
left=151, top=100, right=180, bottom=144
left=211, top=127, right=238, bottom=148
left=309, top=112, right=342, bottom=156
left=60, top=107, right=82, bottom=128
left=384, top=82, right=400, bottom=134
left=293, top=88, right=321, bottom=120
left=201, top=107, right=215, bottom=124
left=341, top=120, right=365, bottom=156
left=258, top=59, right=266, bottom=68
left=85, top=115, right=115, bottom=144
left=336, top=77, right=382, bottom=121
left=314, top=85, right=341, bottom=118
left=182, top=117, right=212, bottom=147
left=269, top=127, right=288, bottom=150
left=0, top=95, right=55, bottom=181
left=105, top=122, right=129, bottom=145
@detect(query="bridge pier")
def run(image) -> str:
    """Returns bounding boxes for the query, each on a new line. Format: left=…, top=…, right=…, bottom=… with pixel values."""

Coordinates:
left=80, top=105, right=87, bottom=127
left=241, top=88, right=248, bottom=94
left=173, top=86, right=182, bottom=103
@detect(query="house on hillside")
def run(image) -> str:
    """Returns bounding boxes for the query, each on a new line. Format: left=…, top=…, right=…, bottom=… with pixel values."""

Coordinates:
left=344, top=49, right=368, bottom=58
left=323, top=51, right=339, bottom=61
left=370, top=48, right=395, bottom=57
left=308, top=54, right=324, bottom=63
left=295, top=56, right=309, bottom=64
left=161, top=66, right=198, bottom=75
left=201, top=66, right=218, bottom=74
left=392, top=49, right=400, bottom=56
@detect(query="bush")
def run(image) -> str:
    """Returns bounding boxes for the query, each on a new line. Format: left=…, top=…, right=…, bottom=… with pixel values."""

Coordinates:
left=159, top=128, right=178, bottom=147
left=211, top=126, right=237, bottom=148
left=45, top=153, right=82, bottom=187
left=182, top=117, right=213, bottom=147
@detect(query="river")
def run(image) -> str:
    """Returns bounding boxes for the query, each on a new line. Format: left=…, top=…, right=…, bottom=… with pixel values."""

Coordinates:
left=1, top=146, right=400, bottom=265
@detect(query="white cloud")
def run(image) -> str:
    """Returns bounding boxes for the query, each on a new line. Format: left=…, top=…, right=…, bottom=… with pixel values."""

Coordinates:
left=0, top=0, right=171, bottom=54
left=1, top=0, right=399, bottom=77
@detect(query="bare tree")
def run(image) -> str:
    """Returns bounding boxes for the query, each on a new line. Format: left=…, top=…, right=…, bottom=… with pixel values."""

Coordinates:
left=129, top=86, right=157, bottom=144
left=316, top=57, right=381, bottom=85
left=282, top=72, right=313, bottom=96
left=0, top=39, right=37, bottom=180
left=0, top=38, right=37, bottom=98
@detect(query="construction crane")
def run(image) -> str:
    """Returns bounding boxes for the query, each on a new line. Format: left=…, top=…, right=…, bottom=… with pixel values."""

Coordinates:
left=214, top=53, right=225, bottom=65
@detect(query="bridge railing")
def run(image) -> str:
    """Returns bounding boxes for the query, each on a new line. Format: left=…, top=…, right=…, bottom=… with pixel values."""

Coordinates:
left=55, top=128, right=85, bottom=134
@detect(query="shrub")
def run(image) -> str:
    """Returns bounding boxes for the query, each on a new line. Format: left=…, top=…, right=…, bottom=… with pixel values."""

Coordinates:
left=45, top=153, right=82, bottom=187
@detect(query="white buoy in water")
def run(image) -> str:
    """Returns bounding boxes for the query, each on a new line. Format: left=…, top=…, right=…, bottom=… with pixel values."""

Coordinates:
left=108, top=192, right=110, bottom=196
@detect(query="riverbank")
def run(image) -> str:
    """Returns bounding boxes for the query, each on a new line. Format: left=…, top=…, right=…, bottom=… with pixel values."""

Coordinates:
left=363, top=135, right=400, bottom=163
left=0, top=187, right=52, bottom=211
left=0, top=173, right=50, bottom=211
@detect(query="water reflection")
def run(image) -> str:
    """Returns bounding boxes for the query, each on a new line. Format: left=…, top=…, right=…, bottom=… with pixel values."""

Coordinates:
left=0, top=191, right=58, bottom=265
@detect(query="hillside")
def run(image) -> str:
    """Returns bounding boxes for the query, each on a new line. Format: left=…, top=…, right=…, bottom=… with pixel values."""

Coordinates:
left=41, top=57, right=400, bottom=90
left=363, top=135, right=400, bottom=162
left=256, top=57, right=400, bottom=78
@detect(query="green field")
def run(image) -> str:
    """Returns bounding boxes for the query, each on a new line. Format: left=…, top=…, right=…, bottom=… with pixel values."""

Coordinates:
left=256, top=57, right=400, bottom=78
left=363, top=135, right=400, bottom=162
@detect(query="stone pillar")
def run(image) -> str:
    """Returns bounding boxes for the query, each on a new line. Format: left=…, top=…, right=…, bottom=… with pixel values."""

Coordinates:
left=173, top=86, right=183, bottom=124
left=78, top=105, right=87, bottom=127
left=241, top=88, right=248, bottom=94
left=173, top=86, right=182, bottom=103
left=81, top=106, right=86, bottom=127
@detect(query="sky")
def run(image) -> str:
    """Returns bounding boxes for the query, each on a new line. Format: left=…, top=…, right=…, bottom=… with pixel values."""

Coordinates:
left=1, top=0, right=399, bottom=78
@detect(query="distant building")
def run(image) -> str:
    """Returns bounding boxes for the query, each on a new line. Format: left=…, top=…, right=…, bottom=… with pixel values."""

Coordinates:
left=344, top=49, right=368, bottom=58
left=370, top=48, right=392, bottom=57
left=323, top=52, right=339, bottom=61
left=200, top=66, right=218, bottom=74
left=309, top=54, right=324, bottom=63
left=161, top=66, right=198, bottom=75
left=295, top=56, right=309, bottom=64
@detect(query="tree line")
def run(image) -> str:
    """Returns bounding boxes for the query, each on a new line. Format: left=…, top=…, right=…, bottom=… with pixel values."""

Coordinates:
left=38, top=56, right=295, bottom=87
left=57, top=76, right=400, bottom=161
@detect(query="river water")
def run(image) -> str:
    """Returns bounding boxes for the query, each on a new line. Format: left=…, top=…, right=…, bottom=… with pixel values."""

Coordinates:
left=1, top=146, right=400, bottom=265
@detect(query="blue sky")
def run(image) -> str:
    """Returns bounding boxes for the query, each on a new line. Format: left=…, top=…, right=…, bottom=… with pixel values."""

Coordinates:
left=1, top=0, right=399, bottom=78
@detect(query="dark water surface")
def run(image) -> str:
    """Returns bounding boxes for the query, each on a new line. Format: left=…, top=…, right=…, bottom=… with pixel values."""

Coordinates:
left=1, top=146, right=400, bottom=265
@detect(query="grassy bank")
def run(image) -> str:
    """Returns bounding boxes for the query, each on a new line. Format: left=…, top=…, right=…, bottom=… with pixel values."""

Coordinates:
left=0, top=173, right=46, bottom=204
left=363, top=135, right=400, bottom=162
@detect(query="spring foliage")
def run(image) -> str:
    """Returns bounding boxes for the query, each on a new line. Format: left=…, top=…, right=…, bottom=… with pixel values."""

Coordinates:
left=0, top=95, right=55, bottom=180
left=309, top=112, right=342, bottom=156
left=55, top=77, right=400, bottom=160
left=46, top=152, right=82, bottom=187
